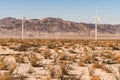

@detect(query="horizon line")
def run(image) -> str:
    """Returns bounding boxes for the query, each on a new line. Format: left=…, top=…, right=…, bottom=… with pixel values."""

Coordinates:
left=0, top=16, right=119, bottom=25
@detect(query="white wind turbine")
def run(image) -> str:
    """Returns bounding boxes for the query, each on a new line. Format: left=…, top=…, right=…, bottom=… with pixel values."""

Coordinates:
left=56, top=27, right=59, bottom=40
left=45, top=28, right=48, bottom=39
left=21, top=16, right=25, bottom=40
left=35, top=26, right=39, bottom=39
left=94, top=3, right=101, bottom=40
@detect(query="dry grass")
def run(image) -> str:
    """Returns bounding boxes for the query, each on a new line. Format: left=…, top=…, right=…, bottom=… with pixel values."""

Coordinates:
left=14, top=54, right=27, bottom=63
left=9, top=62, right=17, bottom=74
left=0, top=39, right=120, bottom=80
left=102, top=65, right=113, bottom=73
left=78, top=56, right=86, bottom=67
left=48, top=64, right=61, bottom=78
left=0, top=56, right=7, bottom=70
left=88, top=66, right=95, bottom=76
left=60, top=61, right=72, bottom=75
left=27, top=66, right=35, bottom=74
left=90, top=75, right=101, bottom=80
left=0, top=72, right=11, bottom=80
left=28, top=53, right=44, bottom=67
left=92, top=62, right=106, bottom=69
left=42, top=50, right=52, bottom=59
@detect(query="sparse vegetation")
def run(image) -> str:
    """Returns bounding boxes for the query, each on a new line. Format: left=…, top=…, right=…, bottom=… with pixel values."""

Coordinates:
left=0, top=39, right=120, bottom=80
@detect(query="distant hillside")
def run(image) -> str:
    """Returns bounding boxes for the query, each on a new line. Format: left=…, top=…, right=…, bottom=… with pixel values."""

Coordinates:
left=0, top=17, right=120, bottom=39
left=0, top=17, right=118, bottom=34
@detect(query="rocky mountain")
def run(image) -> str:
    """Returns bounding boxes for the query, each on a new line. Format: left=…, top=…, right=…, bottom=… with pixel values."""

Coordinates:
left=0, top=17, right=119, bottom=34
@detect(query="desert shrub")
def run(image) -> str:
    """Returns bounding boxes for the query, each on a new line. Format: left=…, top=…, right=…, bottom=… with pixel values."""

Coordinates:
left=60, top=61, right=72, bottom=75
left=1, top=43, right=8, bottom=46
left=0, top=61, right=7, bottom=70
left=78, top=56, right=86, bottom=67
left=58, top=52, right=67, bottom=60
left=113, top=72, right=120, bottom=80
left=101, top=65, right=113, bottom=73
left=42, top=50, right=52, bottom=59
left=65, top=54, right=76, bottom=62
left=112, top=55, right=120, bottom=64
left=68, top=50, right=77, bottom=54
left=27, top=66, right=35, bottom=74
left=40, top=75, right=51, bottom=80
left=113, top=45, right=120, bottom=50
left=14, top=54, right=27, bottom=63
left=84, top=55, right=94, bottom=64
left=48, top=61, right=71, bottom=79
left=48, top=65, right=61, bottom=78
left=11, top=73, right=26, bottom=80
left=92, top=62, right=106, bottom=69
left=13, top=43, right=30, bottom=51
left=88, top=67, right=95, bottom=76
left=0, top=72, right=11, bottom=80
left=28, top=53, right=44, bottom=67
left=118, top=66, right=120, bottom=74
left=90, top=75, right=101, bottom=80
left=33, top=48, right=41, bottom=53
left=47, top=44, right=56, bottom=49
left=9, top=62, right=17, bottom=74
left=0, top=56, right=7, bottom=70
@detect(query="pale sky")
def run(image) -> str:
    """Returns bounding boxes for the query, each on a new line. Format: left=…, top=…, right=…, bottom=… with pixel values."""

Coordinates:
left=0, top=0, right=120, bottom=24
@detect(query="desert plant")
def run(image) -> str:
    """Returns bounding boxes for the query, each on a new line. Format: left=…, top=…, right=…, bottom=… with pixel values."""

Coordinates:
left=9, top=62, right=17, bottom=74
left=0, top=57, right=7, bottom=70
left=88, top=66, right=95, bottom=76
left=12, top=73, right=26, bottom=80
left=112, top=72, right=120, bottom=80
left=78, top=58, right=86, bottom=67
left=102, top=65, right=113, bottom=73
left=92, top=62, right=106, bottom=69
left=118, top=66, right=120, bottom=74
left=90, top=75, right=101, bottom=80
left=78, top=59, right=85, bottom=67
left=53, top=52, right=58, bottom=64
left=84, top=55, right=94, bottom=64
left=14, top=54, right=27, bottom=63
left=47, top=44, right=56, bottom=49
left=28, top=53, right=44, bottom=67
left=40, top=75, right=51, bottom=80
left=48, top=65, right=57, bottom=78
left=27, top=66, right=35, bottom=74
left=42, top=50, right=52, bottom=59
left=0, top=72, right=11, bottom=80
left=60, top=61, right=72, bottom=75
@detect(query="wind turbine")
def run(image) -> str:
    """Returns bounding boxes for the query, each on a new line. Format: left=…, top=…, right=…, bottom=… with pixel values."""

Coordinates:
left=21, top=16, right=25, bottom=40
left=37, top=29, right=39, bottom=39
left=45, top=33, right=47, bottom=39
left=35, top=26, right=39, bottom=39
left=94, top=3, right=101, bottom=40
left=56, top=28, right=59, bottom=40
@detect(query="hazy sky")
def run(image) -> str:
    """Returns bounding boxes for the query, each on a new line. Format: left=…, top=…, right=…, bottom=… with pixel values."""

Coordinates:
left=0, top=0, right=120, bottom=24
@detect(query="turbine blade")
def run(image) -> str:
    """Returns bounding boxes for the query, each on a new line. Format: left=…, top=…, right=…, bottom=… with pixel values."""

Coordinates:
left=96, top=16, right=101, bottom=22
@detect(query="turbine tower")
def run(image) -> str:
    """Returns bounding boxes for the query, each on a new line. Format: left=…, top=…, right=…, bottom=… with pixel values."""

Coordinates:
left=35, top=26, right=39, bottom=39
left=21, top=16, right=25, bottom=40
left=94, top=2, right=100, bottom=40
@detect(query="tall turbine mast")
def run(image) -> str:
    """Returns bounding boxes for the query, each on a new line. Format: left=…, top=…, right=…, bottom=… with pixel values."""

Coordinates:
left=95, top=1, right=100, bottom=40
left=45, top=32, right=47, bottom=39
left=37, top=29, right=39, bottom=39
left=21, top=16, right=25, bottom=40
left=36, top=26, right=39, bottom=39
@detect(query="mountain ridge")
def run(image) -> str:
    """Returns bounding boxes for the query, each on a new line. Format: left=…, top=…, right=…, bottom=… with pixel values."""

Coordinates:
left=0, top=17, right=119, bottom=34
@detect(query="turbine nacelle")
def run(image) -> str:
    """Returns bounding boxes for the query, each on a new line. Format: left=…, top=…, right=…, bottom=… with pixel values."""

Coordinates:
left=94, top=16, right=101, bottom=22
left=20, top=16, right=26, bottom=22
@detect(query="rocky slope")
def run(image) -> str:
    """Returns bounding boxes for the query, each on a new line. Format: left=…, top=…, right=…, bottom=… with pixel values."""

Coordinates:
left=0, top=17, right=119, bottom=34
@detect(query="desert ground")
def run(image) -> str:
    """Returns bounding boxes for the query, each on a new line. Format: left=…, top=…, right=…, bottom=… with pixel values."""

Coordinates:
left=0, top=39, right=120, bottom=80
